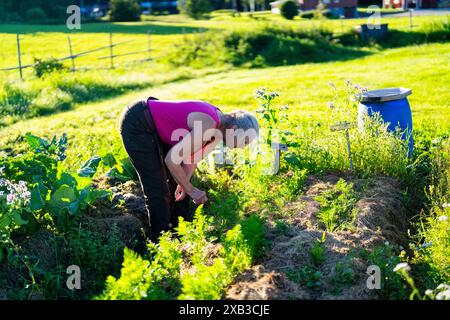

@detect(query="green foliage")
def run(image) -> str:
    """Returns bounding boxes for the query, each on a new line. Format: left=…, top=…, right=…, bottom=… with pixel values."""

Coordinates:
left=315, top=179, right=358, bottom=232
left=99, top=196, right=267, bottom=301
left=103, top=153, right=138, bottom=182
left=287, top=265, right=322, bottom=288
left=179, top=258, right=230, bottom=300
left=0, top=153, right=58, bottom=189
left=99, top=232, right=183, bottom=300
left=279, top=1, right=298, bottom=20
left=77, top=155, right=102, bottom=178
left=0, top=132, right=111, bottom=263
left=178, top=0, right=212, bottom=19
left=240, top=215, right=267, bottom=262
left=165, top=25, right=357, bottom=69
left=0, top=66, right=207, bottom=125
left=0, top=0, right=73, bottom=21
left=40, top=224, right=125, bottom=299
left=416, top=207, right=450, bottom=283
left=46, top=181, right=110, bottom=228
left=25, top=132, right=67, bottom=161
left=332, top=261, right=355, bottom=287
left=100, top=248, right=153, bottom=300
left=360, top=244, right=407, bottom=299
left=310, top=232, right=326, bottom=266
left=110, top=0, right=141, bottom=22
left=25, top=7, right=48, bottom=21
left=33, top=58, right=68, bottom=78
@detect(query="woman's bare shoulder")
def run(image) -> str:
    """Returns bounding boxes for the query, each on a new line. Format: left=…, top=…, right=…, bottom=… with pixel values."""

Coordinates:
left=187, top=112, right=217, bottom=130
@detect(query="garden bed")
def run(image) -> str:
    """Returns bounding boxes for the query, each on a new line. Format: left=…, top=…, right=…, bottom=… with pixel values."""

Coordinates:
left=226, top=174, right=410, bottom=300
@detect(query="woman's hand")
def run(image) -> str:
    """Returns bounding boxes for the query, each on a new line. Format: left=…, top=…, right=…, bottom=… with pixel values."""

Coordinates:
left=187, top=187, right=208, bottom=205
left=175, top=184, right=187, bottom=202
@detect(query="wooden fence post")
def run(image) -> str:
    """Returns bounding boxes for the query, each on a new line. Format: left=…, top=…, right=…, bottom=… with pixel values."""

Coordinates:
left=147, top=31, right=151, bottom=61
left=109, top=32, right=114, bottom=69
left=409, top=9, right=414, bottom=30
left=67, top=35, right=76, bottom=74
left=16, top=34, right=23, bottom=81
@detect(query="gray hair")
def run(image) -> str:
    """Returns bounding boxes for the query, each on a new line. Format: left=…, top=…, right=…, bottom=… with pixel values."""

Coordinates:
left=222, top=110, right=260, bottom=136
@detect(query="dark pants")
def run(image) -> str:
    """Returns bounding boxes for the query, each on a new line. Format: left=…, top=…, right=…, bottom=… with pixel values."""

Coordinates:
left=118, top=100, right=191, bottom=242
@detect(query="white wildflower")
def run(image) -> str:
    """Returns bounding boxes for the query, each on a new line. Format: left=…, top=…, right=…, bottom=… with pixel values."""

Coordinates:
left=436, top=290, right=450, bottom=300
left=6, top=193, right=16, bottom=205
left=439, top=215, right=448, bottom=222
left=437, top=284, right=450, bottom=291
left=393, top=262, right=411, bottom=273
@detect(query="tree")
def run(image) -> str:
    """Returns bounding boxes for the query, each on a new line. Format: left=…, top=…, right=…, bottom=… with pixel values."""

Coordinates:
left=279, top=0, right=298, bottom=20
left=110, top=0, right=141, bottom=22
left=178, top=0, right=212, bottom=19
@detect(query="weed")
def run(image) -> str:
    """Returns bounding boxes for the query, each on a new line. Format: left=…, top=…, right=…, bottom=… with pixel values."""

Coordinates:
left=315, top=179, right=358, bottom=232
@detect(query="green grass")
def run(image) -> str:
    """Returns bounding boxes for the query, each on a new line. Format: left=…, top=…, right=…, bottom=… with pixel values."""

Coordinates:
left=1, top=41, right=449, bottom=169
left=0, top=13, right=448, bottom=79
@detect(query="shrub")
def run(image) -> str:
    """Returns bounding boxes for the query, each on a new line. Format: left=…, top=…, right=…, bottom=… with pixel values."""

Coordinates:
left=33, top=58, right=67, bottom=78
left=110, top=0, right=141, bottom=22
left=25, top=7, right=48, bottom=21
left=178, top=0, right=212, bottom=19
left=280, top=1, right=298, bottom=20
left=165, top=26, right=340, bottom=68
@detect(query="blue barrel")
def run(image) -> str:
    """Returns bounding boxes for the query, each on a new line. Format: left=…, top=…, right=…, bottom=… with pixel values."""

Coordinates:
left=357, top=88, right=413, bottom=155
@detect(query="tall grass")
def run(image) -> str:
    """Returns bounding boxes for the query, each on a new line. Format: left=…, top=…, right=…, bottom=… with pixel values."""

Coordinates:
left=0, top=65, right=227, bottom=126
left=416, top=138, right=450, bottom=284
left=282, top=81, right=411, bottom=179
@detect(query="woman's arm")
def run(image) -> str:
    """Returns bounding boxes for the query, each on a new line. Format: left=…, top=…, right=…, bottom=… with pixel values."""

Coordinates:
left=165, top=121, right=221, bottom=203
left=182, top=163, right=197, bottom=180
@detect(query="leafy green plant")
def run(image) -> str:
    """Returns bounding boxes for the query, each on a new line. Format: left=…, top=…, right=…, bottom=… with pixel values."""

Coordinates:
left=287, top=265, right=322, bottom=288
left=359, top=244, right=407, bottom=299
left=311, top=232, right=326, bottom=266
left=315, top=179, right=358, bottom=232
left=331, top=260, right=356, bottom=290
left=25, top=132, right=67, bottom=161
left=102, top=152, right=137, bottom=182
left=33, top=58, right=68, bottom=78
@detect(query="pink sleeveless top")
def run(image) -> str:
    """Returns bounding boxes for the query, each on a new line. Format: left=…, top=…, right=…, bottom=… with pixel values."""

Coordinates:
left=147, top=99, right=221, bottom=145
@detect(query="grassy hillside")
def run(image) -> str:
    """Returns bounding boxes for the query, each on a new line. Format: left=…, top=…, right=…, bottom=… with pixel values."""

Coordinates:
left=0, top=13, right=447, bottom=77
left=1, top=41, right=449, bottom=169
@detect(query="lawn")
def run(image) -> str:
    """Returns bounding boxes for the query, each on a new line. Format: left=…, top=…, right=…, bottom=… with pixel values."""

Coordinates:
left=0, top=12, right=448, bottom=78
left=1, top=41, right=449, bottom=169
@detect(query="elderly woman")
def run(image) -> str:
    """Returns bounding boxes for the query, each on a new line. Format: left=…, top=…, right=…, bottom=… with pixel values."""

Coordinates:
left=119, top=97, right=259, bottom=242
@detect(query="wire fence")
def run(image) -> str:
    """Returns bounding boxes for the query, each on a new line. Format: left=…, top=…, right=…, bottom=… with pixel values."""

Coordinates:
left=0, top=31, right=153, bottom=81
